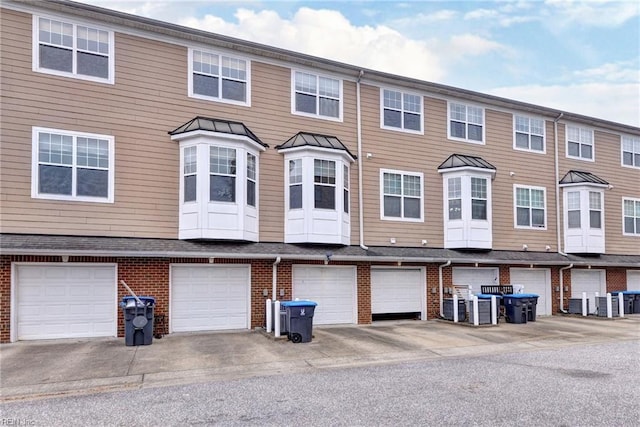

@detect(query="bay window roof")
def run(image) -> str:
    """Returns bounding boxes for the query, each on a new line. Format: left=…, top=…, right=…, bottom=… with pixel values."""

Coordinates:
left=276, top=132, right=356, bottom=160
left=559, top=170, right=608, bottom=186
left=169, top=116, right=267, bottom=147
left=438, top=154, right=496, bottom=171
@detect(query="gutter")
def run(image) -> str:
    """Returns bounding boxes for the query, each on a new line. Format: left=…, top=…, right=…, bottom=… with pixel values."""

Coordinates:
left=559, top=263, right=573, bottom=313
left=438, top=260, right=452, bottom=318
left=553, top=112, right=568, bottom=256
left=272, top=256, right=281, bottom=300
left=356, top=70, right=368, bottom=250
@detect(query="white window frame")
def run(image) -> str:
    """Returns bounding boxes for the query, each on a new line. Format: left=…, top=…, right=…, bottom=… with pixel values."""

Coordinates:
left=31, top=127, right=115, bottom=203
left=246, top=153, right=257, bottom=207
left=379, top=169, right=424, bottom=222
left=566, top=125, right=594, bottom=162
left=32, top=15, right=114, bottom=84
left=188, top=48, right=251, bottom=106
left=343, top=164, right=350, bottom=214
left=623, top=198, right=640, bottom=236
left=447, top=101, right=485, bottom=144
left=514, top=185, right=547, bottom=230
left=621, top=134, right=640, bottom=169
left=513, top=114, right=546, bottom=153
left=380, top=88, right=424, bottom=134
left=314, top=159, right=337, bottom=210
left=291, top=70, right=343, bottom=122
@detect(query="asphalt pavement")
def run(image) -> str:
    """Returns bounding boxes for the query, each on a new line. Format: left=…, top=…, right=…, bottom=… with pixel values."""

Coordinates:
left=1, top=315, right=639, bottom=403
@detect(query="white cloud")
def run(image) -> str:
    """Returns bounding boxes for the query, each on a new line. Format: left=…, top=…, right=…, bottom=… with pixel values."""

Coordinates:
left=179, top=7, right=448, bottom=81
left=448, top=34, right=508, bottom=57
left=544, top=0, right=640, bottom=28
left=488, top=82, right=640, bottom=126
left=573, top=60, right=640, bottom=83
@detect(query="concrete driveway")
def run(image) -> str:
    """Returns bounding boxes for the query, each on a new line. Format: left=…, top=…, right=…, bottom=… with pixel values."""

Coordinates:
left=1, top=315, right=638, bottom=401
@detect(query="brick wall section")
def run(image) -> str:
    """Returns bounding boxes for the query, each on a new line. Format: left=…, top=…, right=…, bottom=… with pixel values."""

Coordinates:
left=357, top=263, right=371, bottom=324
left=250, top=259, right=272, bottom=329
left=426, top=264, right=440, bottom=319
left=0, top=255, right=11, bottom=343
left=606, top=268, right=627, bottom=293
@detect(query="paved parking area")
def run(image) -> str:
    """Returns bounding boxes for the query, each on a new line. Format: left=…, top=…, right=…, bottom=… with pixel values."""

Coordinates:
left=1, top=315, right=638, bottom=401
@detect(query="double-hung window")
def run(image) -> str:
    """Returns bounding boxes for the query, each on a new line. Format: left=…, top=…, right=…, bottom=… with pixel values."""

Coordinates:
left=246, top=153, right=256, bottom=207
left=514, top=115, right=545, bottom=152
left=288, top=159, right=303, bottom=209
left=447, top=177, right=462, bottom=220
left=623, top=199, right=640, bottom=235
left=314, top=159, right=336, bottom=209
left=190, top=49, right=249, bottom=104
left=183, top=146, right=197, bottom=202
left=567, top=191, right=581, bottom=228
left=515, top=186, right=546, bottom=228
left=589, top=191, right=602, bottom=229
left=381, top=170, right=423, bottom=221
left=34, top=16, right=113, bottom=83
left=381, top=89, right=422, bottom=132
left=567, top=125, right=594, bottom=161
left=209, top=147, right=236, bottom=202
left=292, top=71, right=341, bottom=120
left=622, top=135, right=640, bottom=168
left=343, top=165, right=350, bottom=214
left=448, top=102, right=484, bottom=143
left=471, top=177, right=487, bottom=220
left=32, top=127, right=114, bottom=203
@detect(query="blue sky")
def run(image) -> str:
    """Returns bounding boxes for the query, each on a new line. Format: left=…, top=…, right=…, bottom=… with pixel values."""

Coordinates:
left=81, top=0, right=639, bottom=126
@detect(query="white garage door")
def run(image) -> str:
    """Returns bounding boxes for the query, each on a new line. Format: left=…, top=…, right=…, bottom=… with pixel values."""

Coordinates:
left=292, top=266, right=356, bottom=325
left=510, top=268, right=552, bottom=316
left=171, top=265, right=250, bottom=332
left=628, top=270, right=640, bottom=291
left=371, top=268, right=425, bottom=318
left=452, top=267, right=499, bottom=297
left=15, top=264, right=117, bottom=341
left=571, top=269, right=605, bottom=314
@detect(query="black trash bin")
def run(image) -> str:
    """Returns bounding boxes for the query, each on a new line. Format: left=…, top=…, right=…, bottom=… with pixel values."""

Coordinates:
left=503, top=294, right=528, bottom=324
left=281, top=301, right=317, bottom=343
left=521, top=293, right=539, bottom=321
left=612, top=291, right=640, bottom=314
left=121, top=296, right=155, bottom=346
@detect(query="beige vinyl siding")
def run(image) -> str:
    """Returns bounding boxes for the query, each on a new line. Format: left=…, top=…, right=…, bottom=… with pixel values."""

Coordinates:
left=557, top=124, right=640, bottom=255
left=0, top=9, right=361, bottom=242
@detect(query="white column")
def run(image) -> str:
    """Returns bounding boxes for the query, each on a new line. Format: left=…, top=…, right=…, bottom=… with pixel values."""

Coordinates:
left=266, top=299, right=272, bottom=333
left=453, top=294, right=459, bottom=323
left=618, top=292, right=625, bottom=318
left=472, top=296, right=479, bottom=326
left=606, top=293, right=613, bottom=318
left=274, top=300, right=281, bottom=338
left=491, top=295, right=497, bottom=325
left=582, top=292, right=588, bottom=316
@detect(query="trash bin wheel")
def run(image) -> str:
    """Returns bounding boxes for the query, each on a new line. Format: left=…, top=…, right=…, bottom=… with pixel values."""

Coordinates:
left=290, top=333, right=303, bottom=344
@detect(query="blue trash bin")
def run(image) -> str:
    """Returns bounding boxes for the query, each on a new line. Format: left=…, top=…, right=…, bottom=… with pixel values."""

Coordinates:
left=281, top=301, right=317, bottom=343
left=611, top=291, right=640, bottom=314
left=121, top=296, right=155, bottom=346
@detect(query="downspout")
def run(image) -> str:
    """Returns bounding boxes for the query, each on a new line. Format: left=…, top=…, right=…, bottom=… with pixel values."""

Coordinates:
left=438, top=260, right=452, bottom=318
left=272, top=256, right=281, bottom=300
left=356, top=70, right=368, bottom=250
left=554, top=112, right=567, bottom=256
left=559, top=263, right=573, bottom=313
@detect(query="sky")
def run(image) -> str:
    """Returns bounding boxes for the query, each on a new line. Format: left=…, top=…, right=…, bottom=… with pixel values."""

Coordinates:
left=80, top=0, right=639, bottom=127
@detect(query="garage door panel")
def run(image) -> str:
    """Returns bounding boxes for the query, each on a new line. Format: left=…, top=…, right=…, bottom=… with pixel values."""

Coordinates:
left=293, top=266, right=356, bottom=325
left=628, top=271, right=640, bottom=291
left=510, top=269, right=551, bottom=316
left=171, top=265, right=250, bottom=332
left=571, top=270, right=605, bottom=314
left=371, top=269, right=423, bottom=315
left=16, top=265, right=117, bottom=340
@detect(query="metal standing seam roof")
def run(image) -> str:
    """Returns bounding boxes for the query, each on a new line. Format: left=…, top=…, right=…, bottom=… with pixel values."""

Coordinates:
left=438, top=154, right=497, bottom=171
left=168, top=116, right=268, bottom=148
left=275, top=132, right=357, bottom=160
left=559, top=170, right=609, bottom=186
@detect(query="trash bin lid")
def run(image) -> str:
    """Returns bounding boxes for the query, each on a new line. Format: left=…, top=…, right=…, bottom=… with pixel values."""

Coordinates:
left=611, top=290, right=640, bottom=295
left=122, top=296, right=155, bottom=306
left=503, top=293, right=539, bottom=298
left=281, top=300, right=318, bottom=307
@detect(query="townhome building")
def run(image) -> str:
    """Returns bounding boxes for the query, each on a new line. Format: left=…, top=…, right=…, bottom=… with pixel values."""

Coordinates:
left=1, top=0, right=639, bottom=342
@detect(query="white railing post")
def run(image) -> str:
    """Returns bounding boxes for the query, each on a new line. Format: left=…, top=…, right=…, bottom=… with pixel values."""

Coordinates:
left=453, top=294, right=459, bottom=323
left=266, top=299, right=272, bottom=333
left=491, top=295, right=497, bottom=325
left=274, top=300, right=281, bottom=338
left=606, top=293, right=613, bottom=318
left=618, top=292, right=625, bottom=318
left=473, top=296, right=479, bottom=326
left=582, top=292, right=588, bottom=316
